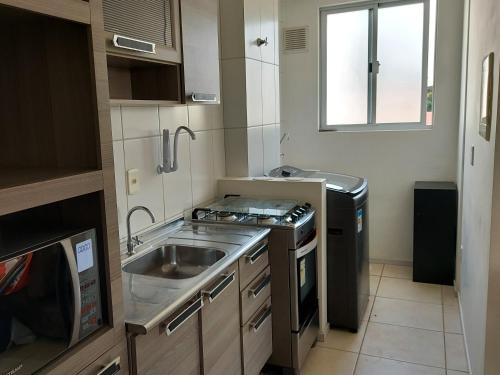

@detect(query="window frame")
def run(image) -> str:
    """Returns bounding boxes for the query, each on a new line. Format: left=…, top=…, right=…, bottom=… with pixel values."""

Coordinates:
left=319, top=0, right=433, bottom=132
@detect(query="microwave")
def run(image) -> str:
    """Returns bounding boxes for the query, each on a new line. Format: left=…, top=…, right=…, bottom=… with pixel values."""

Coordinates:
left=0, top=229, right=103, bottom=375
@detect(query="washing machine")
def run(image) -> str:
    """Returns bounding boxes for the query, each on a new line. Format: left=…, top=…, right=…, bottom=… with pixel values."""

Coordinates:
left=269, top=166, right=369, bottom=331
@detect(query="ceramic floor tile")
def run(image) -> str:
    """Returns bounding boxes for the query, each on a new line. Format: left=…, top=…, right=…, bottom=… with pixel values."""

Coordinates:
left=318, top=319, right=367, bottom=353
left=377, top=278, right=442, bottom=304
left=445, top=333, right=468, bottom=372
left=355, top=355, right=446, bottom=375
left=443, top=304, right=462, bottom=334
left=370, top=263, right=384, bottom=276
left=362, top=295, right=375, bottom=322
left=370, top=275, right=381, bottom=296
left=361, top=322, right=445, bottom=368
left=302, top=347, right=358, bottom=375
left=442, top=286, right=459, bottom=307
left=371, top=297, right=443, bottom=331
left=382, top=264, right=413, bottom=279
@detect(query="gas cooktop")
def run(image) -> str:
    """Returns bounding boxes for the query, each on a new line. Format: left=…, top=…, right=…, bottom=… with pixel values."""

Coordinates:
left=192, top=197, right=314, bottom=229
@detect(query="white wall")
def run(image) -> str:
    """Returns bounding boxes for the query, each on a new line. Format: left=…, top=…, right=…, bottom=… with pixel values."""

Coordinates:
left=458, top=0, right=500, bottom=372
left=280, top=0, right=464, bottom=262
left=111, top=104, right=226, bottom=240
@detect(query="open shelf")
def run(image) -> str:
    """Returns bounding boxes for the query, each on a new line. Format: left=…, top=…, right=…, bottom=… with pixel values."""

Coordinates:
left=0, top=5, right=100, bottom=201
left=0, top=169, right=103, bottom=216
left=107, top=54, right=182, bottom=103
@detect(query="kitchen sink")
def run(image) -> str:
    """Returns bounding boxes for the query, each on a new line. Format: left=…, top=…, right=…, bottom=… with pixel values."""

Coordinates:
left=123, top=245, right=226, bottom=280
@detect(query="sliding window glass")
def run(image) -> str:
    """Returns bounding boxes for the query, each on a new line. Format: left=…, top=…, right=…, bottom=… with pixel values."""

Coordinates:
left=320, top=0, right=436, bottom=131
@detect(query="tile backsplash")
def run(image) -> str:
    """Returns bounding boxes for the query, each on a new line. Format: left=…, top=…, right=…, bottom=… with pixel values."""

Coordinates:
left=112, top=104, right=225, bottom=240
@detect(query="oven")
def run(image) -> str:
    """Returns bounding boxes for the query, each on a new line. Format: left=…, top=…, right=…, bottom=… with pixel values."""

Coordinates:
left=0, top=229, right=103, bottom=375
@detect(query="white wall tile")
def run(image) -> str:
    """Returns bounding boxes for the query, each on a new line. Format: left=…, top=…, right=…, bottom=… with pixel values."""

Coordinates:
left=191, top=131, right=215, bottom=205
left=263, top=124, right=280, bottom=174
left=274, top=0, right=279, bottom=66
left=122, top=106, right=160, bottom=139
left=113, top=141, right=127, bottom=239
left=222, top=59, right=247, bottom=127
left=124, top=137, right=165, bottom=234
left=188, top=104, right=223, bottom=131
left=224, top=128, right=248, bottom=176
left=247, top=126, right=264, bottom=177
left=260, top=0, right=276, bottom=64
left=111, top=106, right=123, bottom=141
left=246, top=59, right=263, bottom=126
left=275, top=65, right=281, bottom=123
left=159, top=105, right=189, bottom=133
left=213, top=129, right=226, bottom=180
left=163, top=133, right=193, bottom=220
left=262, top=62, right=276, bottom=125
left=220, top=0, right=245, bottom=59
left=244, top=0, right=262, bottom=61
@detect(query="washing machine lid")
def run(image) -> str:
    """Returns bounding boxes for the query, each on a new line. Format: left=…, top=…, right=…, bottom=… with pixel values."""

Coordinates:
left=268, top=166, right=367, bottom=194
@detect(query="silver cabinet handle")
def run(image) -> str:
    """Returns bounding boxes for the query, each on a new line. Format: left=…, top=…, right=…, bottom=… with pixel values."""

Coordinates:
left=164, top=297, right=203, bottom=336
left=202, top=271, right=235, bottom=303
left=96, top=357, right=121, bottom=375
left=191, top=93, right=218, bottom=102
left=257, top=37, right=269, bottom=47
left=250, top=305, right=272, bottom=333
left=248, top=273, right=271, bottom=299
left=245, top=242, right=268, bottom=264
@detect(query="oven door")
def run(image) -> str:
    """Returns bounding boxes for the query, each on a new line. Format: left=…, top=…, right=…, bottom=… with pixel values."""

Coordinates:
left=289, top=236, right=318, bottom=333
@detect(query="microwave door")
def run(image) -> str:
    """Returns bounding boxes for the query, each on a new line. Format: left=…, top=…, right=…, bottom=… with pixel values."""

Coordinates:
left=61, top=239, right=82, bottom=347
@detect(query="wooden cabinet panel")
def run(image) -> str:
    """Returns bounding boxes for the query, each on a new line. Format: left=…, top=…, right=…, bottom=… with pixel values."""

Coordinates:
left=77, top=342, right=128, bottom=375
left=180, top=0, right=221, bottom=103
left=242, top=298, right=273, bottom=375
left=240, top=266, right=271, bottom=325
left=239, top=240, right=269, bottom=290
left=131, top=297, right=202, bottom=375
left=201, top=262, right=242, bottom=375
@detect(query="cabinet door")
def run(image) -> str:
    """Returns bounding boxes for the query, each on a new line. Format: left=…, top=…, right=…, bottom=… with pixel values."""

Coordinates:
left=259, top=0, right=276, bottom=64
left=180, top=0, right=221, bottom=103
left=201, top=263, right=242, bottom=375
left=102, top=0, right=182, bottom=63
left=132, top=297, right=202, bottom=375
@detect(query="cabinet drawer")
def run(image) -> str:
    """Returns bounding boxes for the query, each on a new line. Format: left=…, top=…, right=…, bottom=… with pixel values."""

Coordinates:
left=242, top=298, right=273, bottom=375
left=131, top=296, right=202, bottom=375
left=240, top=266, right=271, bottom=325
left=239, top=239, right=269, bottom=290
left=77, top=342, right=128, bottom=375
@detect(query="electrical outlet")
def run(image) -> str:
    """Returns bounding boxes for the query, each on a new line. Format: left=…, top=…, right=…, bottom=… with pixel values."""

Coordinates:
left=127, top=169, right=140, bottom=195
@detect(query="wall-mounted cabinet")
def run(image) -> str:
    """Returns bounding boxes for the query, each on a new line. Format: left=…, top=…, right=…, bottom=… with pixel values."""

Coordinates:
left=102, top=0, right=182, bottom=64
left=180, top=0, right=221, bottom=104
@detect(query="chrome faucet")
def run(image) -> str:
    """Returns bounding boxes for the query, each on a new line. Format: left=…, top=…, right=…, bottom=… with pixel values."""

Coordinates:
left=158, top=126, right=196, bottom=174
left=127, top=206, right=156, bottom=256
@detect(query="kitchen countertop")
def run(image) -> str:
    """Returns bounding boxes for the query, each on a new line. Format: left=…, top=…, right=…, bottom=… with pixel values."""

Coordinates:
left=121, top=220, right=270, bottom=334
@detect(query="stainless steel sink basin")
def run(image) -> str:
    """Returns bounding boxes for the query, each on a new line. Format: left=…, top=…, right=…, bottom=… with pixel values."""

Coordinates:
left=123, top=245, right=226, bottom=280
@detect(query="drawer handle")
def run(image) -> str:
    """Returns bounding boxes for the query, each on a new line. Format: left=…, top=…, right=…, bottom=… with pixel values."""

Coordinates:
left=245, top=243, right=268, bottom=265
left=96, top=357, right=121, bottom=375
left=202, top=271, right=235, bottom=303
left=248, top=274, right=271, bottom=299
left=250, top=305, right=272, bottom=333
left=165, top=297, right=203, bottom=336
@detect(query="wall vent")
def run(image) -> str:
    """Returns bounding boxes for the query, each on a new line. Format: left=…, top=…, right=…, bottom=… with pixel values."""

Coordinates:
left=283, top=26, right=308, bottom=54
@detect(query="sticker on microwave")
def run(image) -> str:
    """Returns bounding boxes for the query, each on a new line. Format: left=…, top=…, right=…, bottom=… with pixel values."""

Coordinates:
left=300, top=259, right=306, bottom=287
left=357, top=209, right=363, bottom=233
left=76, top=239, right=94, bottom=273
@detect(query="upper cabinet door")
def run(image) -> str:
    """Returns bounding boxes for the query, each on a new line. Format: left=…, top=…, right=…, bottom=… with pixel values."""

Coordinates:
left=259, top=0, right=276, bottom=65
left=102, top=0, right=182, bottom=63
left=180, top=0, right=221, bottom=103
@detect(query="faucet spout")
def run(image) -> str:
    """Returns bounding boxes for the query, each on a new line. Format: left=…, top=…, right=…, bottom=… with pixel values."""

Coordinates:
left=126, top=206, right=156, bottom=256
left=172, top=126, right=196, bottom=171
left=158, top=126, right=196, bottom=174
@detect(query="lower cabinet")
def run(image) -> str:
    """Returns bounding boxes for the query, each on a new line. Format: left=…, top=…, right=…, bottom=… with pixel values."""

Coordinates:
left=129, top=297, right=203, bottom=375
left=201, top=262, right=242, bottom=375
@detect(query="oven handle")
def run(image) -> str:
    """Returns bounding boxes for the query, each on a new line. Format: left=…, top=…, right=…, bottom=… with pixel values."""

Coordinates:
left=61, top=239, right=82, bottom=347
left=295, top=236, right=318, bottom=259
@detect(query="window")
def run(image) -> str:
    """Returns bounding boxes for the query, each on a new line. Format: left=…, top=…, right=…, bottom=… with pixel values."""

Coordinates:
left=320, top=0, right=436, bottom=131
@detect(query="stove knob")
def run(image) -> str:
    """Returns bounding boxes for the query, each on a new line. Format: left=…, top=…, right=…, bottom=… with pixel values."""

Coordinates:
left=291, top=213, right=299, bottom=223
left=285, top=215, right=293, bottom=223
left=301, top=205, right=310, bottom=212
left=304, top=202, right=312, bottom=208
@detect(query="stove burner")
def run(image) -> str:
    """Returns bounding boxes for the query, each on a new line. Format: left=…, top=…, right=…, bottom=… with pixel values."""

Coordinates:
left=257, top=215, right=280, bottom=225
left=217, top=211, right=239, bottom=222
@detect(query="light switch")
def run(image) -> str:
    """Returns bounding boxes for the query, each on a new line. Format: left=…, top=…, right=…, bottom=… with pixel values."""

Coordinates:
left=127, top=169, right=140, bottom=195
